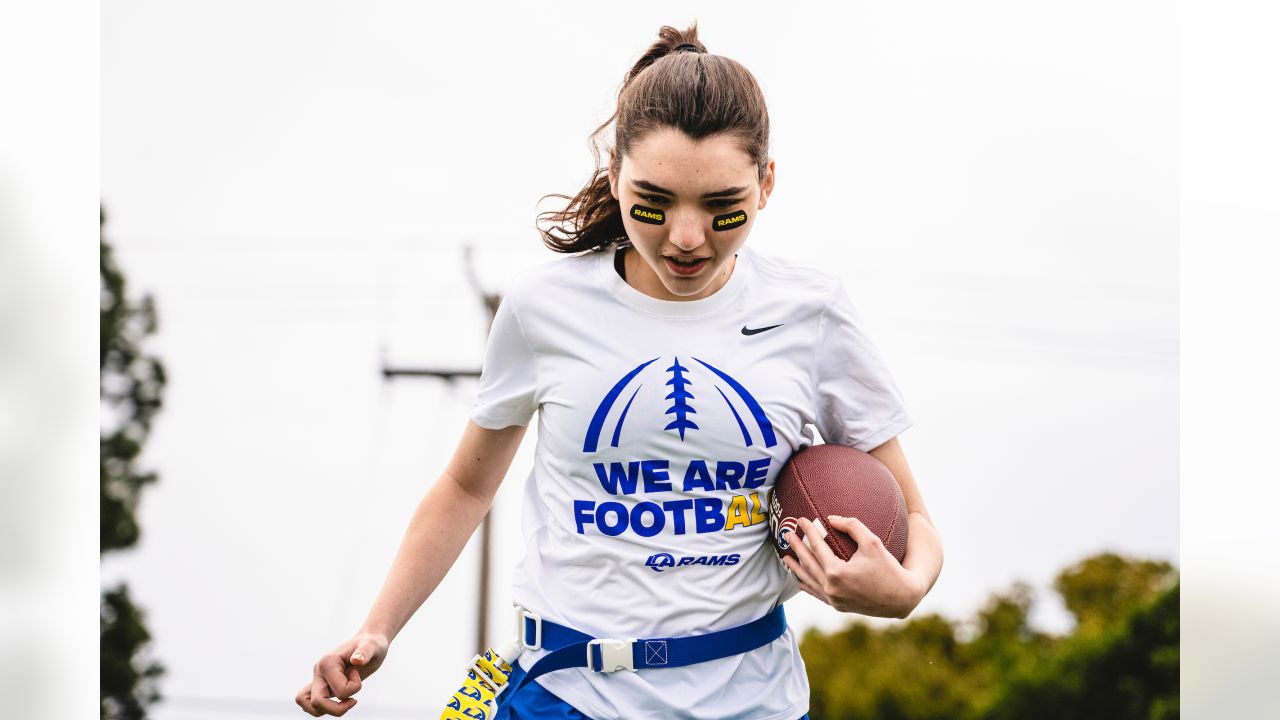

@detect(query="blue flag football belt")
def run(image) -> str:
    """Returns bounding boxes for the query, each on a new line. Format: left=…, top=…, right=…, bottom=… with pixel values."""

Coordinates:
left=507, top=604, right=789, bottom=696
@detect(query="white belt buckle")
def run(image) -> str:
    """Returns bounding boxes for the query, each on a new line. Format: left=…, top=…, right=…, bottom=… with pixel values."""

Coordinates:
left=587, top=638, right=636, bottom=673
left=514, top=605, right=542, bottom=651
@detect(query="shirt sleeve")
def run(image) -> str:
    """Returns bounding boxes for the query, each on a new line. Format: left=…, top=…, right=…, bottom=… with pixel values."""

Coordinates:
left=812, top=279, right=913, bottom=451
left=469, top=291, right=539, bottom=430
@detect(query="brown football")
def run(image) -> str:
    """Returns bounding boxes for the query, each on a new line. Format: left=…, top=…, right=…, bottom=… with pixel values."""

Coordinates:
left=768, top=443, right=908, bottom=564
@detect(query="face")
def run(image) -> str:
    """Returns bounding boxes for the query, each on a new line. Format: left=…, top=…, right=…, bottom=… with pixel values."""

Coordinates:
left=609, top=126, right=775, bottom=302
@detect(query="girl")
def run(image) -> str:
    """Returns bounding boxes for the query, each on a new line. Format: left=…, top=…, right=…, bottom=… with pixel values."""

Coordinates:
left=296, top=23, right=943, bottom=720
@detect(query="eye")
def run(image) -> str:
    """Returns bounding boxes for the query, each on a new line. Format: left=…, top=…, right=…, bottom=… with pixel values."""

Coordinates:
left=636, top=194, right=742, bottom=209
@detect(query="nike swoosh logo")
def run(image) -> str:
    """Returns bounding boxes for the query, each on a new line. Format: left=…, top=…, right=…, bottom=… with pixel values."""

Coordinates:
left=741, top=323, right=784, bottom=336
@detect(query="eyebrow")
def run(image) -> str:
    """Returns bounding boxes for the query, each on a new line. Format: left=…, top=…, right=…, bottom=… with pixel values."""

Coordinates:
left=632, top=179, right=748, bottom=199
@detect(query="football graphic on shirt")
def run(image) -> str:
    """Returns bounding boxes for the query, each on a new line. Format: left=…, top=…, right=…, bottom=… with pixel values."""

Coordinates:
left=582, top=355, right=779, bottom=452
left=769, top=443, right=909, bottom=564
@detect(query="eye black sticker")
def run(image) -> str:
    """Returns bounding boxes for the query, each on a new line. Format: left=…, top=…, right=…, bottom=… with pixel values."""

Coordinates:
left=630, top=204, right=665, bottom=225
left=713, top=209, right=748, bottom=231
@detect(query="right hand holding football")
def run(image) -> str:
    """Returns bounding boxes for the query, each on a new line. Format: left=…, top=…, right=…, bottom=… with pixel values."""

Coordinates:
left=295, top=632, right=390, bottom=717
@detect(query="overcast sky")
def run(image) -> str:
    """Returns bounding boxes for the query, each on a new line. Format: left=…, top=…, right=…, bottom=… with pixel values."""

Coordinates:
left=99, top=2, right=1176, bottom=718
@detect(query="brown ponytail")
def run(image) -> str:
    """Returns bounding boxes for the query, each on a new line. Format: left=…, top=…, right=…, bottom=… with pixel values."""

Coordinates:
left=536, top=22, right=771, bottom=255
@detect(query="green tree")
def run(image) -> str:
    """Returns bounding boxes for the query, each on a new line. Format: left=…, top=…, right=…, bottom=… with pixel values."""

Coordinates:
left=800, top=552, right=1178, bottom=719
left=1053, top=552, right=1176, bottom=638
left=101, top=586, right=165, bottom=719
left=101, top=206, right=167, bottom=720
left=980, top=581, right=1179, bottom=720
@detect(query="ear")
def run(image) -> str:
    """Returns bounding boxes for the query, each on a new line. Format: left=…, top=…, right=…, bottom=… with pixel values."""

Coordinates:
left=758, top=158, right=776, bottom=210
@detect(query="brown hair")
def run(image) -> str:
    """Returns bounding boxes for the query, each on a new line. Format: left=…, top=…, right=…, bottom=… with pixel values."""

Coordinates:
left=536, top=22, right=771, bottom=255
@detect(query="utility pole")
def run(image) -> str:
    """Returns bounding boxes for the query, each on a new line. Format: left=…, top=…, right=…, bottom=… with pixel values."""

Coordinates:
left=381, top=244, right=501, bottom=655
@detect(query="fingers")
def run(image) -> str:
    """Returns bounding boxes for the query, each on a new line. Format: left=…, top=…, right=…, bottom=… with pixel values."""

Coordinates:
left=296, top=636, right=386, bottom=717
left=786, top=520, right=832, bottom=588
left=798, top=517, right=842, bottom=574
left=349, top=635, right=388, bottom=677
left=295, top=684, right=322, bottom=717
left=297, top=654, right=360, bottom=717
left=345, top=664, right=363, bottom=694
left=351, top=640, right=376, bottom=669
left=302, top=674, right=357, bottom=716
left=785, top=526, right=819, bottom=582
left=319, top=653, right=360, bottom=700
left=825, top=514, right=885, bottom=555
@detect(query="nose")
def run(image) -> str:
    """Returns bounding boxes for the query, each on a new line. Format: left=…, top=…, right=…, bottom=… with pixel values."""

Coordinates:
left=667, top=211, right=706, bottom=253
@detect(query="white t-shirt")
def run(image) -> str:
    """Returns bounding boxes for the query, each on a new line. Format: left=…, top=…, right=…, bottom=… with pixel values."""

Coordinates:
left=470, top=242, right=913, bottom=720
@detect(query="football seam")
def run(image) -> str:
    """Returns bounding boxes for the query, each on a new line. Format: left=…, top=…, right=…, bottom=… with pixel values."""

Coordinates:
left=793, top=451, right=853, bottom=558
left=886, top=501, right=902, bottom=559
left=790, top=458, right=823, bottom=550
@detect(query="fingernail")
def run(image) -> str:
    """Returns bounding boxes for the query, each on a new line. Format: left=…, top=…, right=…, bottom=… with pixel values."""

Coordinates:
left=352, top=653, right=364, bottom=661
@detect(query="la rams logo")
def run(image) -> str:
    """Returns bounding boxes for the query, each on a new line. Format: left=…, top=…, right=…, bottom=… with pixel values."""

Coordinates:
left=646, top=553, right=676, bottom=572
left=645, top=552, right=741, bottom=572
left=582, top=356, right=777, bottom=453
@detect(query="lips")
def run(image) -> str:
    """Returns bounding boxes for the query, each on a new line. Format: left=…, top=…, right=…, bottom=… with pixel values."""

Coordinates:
left=665, top=256, right=709, bottom=276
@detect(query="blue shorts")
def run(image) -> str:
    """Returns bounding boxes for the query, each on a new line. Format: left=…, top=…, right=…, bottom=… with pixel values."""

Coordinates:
left=493, top=661, right=809, bottom=720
